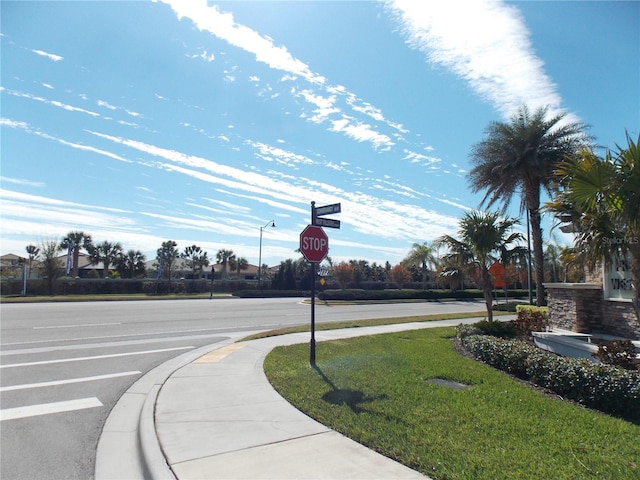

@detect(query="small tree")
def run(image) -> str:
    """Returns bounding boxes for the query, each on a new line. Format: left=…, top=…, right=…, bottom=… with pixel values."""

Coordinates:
left=332, top=261, right=354, bottom=289
left=401, top=242, right=438, bottom=289
left=38, top=239, right=62, bottom=294
left=390, top=264, right=412, bottom=288
left=156, top=240, right=179, bottom=280
left=182, top=245, right=209, bottom=279
left=437, top=211, right=522, bottom=321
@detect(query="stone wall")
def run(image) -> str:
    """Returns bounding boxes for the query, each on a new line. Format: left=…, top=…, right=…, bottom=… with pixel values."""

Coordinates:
left=544, top=283, right=639, bottom=339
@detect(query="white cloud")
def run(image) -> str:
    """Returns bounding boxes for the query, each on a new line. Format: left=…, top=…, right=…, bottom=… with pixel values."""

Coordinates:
left=32, top=49, right=63, bottom=61
left=1, top=118, right=131, bottom=163
left=160, top=0, right=325, bottom=84
left=0, top=176, right=45, bottom=188
left=387, top=0, right=565, bottom=119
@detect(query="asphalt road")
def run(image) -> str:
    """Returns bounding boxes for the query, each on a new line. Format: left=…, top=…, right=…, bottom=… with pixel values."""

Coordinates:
left=0, top=297, right=488, bottom=480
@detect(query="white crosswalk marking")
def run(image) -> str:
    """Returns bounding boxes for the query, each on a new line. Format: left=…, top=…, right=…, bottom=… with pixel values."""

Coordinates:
left=0, top=397, right=103, bottom=421
left=0, top=371, right=141, bottom=392
left=0, top=346, right=194, bottom=368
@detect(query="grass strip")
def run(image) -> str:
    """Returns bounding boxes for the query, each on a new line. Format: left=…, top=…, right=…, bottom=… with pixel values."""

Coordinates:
left=264, top=327, right=640, bottom=480
left=240, top=311, right=510, bottom=341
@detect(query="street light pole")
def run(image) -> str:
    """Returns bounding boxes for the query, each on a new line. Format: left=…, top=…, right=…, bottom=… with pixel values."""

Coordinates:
left=258, top=220, right=275, bottom=290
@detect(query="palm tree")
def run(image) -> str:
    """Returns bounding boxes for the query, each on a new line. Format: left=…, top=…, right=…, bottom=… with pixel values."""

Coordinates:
left=233, top=256, right=249, bottom=279
left=546, top=132, right=640, bottom=319
left=437, top=211, right=522, bottom=321
left=60, top=231, right=93, bottom=277
left=117, top=249, right=146, bottom=278
left=25, top=244, right=39, bottom=280
left=401, top=242, right=438, bottom=290
left=216, top=249, right=234, bottom=279
left=88, top=241, right=123, bottom=278
left=469, top=105, right=590, bottom=306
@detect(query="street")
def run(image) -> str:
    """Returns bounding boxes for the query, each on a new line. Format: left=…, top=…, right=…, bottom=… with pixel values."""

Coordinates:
left=0, top=297, right=487, bottom=479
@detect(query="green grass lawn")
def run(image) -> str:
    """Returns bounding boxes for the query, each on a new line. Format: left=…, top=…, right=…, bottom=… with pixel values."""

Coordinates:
left=264, top=327, right=640, bottom=480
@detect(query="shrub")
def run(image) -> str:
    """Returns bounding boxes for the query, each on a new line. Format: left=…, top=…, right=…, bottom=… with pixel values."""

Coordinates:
left=474, top=319, right=517, bottom=338
left=515, top=305, right=549, bottom=338
left=593, top=340, right=639, bottom=370
left=458, top=332, right=640, bottom=422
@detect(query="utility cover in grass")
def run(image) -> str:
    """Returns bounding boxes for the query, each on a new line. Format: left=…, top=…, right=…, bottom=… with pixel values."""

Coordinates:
left=426, top=378, right=472, bottom=390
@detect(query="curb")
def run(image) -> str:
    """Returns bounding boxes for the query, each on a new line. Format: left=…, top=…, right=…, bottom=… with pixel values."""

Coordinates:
left=95, top=338, right=243, bottom=480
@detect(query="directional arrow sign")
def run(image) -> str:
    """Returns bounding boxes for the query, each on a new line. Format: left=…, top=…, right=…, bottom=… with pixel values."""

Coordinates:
left=315, top=203, right=341, bottom=216
left=313, top=217, right=341, bottom=229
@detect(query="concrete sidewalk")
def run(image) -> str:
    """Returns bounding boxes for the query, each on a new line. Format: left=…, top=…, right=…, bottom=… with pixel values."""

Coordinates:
left=96, top=316, right=513, bottom=479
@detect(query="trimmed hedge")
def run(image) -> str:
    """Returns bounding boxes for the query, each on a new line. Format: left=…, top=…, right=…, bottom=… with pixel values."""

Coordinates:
left=457, top=329, right=640, bottom=422
left=233, top=289, right=310, bottom=298
left=318, top=288, right=529, bottom=301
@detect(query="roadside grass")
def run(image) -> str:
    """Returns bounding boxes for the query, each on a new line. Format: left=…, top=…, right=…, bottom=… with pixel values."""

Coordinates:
left=240, top=311, right=511, bottom=341
left=264, top=327, right=640, bottom=480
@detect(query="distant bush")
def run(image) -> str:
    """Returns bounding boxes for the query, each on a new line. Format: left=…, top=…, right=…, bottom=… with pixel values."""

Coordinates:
left=458, top=331, right=640, bottom=422
left=233, top=290, right=309, bottom=298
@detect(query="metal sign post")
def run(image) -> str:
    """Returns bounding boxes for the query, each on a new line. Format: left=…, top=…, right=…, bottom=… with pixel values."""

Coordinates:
left=300, top=201, right=341, bottom=365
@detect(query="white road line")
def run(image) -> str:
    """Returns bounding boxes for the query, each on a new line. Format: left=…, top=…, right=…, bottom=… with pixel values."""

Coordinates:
left=0, top=397, right=103, bottom=421
left=0, top=346, right=194, bottom=369
left=2, top=327, right=219, bottom=347
left=0, top=371, right=141, bottom=392
left=34, top=323, right=121, bottom=329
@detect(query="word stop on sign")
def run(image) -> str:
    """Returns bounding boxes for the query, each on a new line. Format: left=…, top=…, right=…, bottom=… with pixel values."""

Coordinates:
left=302, top=237, right=327, bottom=251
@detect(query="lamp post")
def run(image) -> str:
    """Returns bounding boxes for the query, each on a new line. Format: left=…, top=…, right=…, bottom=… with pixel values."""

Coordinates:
left=258, top=220, right=275, bottom=290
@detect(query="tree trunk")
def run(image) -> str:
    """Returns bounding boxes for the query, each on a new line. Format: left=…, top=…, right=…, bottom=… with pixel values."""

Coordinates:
left=479, top=266, right=494, bottom=321
left=629, top=243, right=640, bottom=322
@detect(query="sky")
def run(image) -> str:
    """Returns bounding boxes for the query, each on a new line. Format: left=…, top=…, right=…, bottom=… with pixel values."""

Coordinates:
left=1, top=0, right=639, bottom=268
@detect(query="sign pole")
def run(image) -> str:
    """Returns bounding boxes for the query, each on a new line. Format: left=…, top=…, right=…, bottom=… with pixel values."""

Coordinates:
left=310, top=201, right=316, bottom=366
left=310, top=261, right=316, bottom=366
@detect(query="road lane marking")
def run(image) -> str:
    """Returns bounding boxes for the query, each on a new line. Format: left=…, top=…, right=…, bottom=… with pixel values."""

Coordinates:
left=1, top=334, right=223, bottom=356
left=194, top=343, right=247, bottom=363
left=2, top=328, right=222, bottom=347
left=0, top=346, right=194, bottom=369
left=34, top=323, right=121, bottom=329
left=0, top=371, right=141, bottom=392
left=0, top=397, right=103, bottom=421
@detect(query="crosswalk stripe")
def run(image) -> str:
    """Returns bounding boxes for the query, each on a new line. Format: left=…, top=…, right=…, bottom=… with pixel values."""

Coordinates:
left=0, top=346, right=194, bottom=369
left=0, top=371, right=141, bottom=392
left=0, top=397, right=103, bottom=421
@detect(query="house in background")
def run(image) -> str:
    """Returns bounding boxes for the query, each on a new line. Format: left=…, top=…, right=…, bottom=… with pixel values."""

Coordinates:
left=0, top=253, right=27, bottom=279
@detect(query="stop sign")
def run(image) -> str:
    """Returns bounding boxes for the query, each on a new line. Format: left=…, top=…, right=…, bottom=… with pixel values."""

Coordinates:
left=299, top=225, right=329, bottom=263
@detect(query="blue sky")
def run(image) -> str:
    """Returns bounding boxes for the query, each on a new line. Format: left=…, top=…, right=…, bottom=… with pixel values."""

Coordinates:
left=1, top=1, right=638, bottom=267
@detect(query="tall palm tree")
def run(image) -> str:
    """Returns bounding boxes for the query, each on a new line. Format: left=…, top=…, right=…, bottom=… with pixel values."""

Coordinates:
left=233, top=256, right=249, bottom=279
left=117, top=249, right=146, bottom=278
left=546, top=132, right=640, bottom=319
left=469, top=105, right=590, bottom=306
left=216, top=249, right=234, bottom=279
left=88, top=241, right=123, bottom=278
left=401, top=242, right=438, bottom=290
left=437, top=211, right=522, bottom=321
left=60, top=231, right=93, bottom=277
